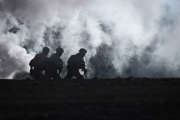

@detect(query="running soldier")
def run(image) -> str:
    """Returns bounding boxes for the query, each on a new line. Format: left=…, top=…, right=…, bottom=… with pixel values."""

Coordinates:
left=29, top=47, right=49, bottom=79
left=65, top=48, right=87, bottom=80
left=46, top=47, right=64, bottom=80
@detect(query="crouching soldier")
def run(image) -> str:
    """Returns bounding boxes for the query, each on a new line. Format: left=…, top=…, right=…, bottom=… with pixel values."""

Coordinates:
left=46, top=47, right=64, bottom=80
left=29, top=47, right=50, bottom=80
left=65, top=48, right=87, bottom=80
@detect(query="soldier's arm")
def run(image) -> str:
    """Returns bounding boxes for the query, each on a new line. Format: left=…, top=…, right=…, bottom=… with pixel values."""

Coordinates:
left=57, top=60, right=63, bottom=72
left=80, top=60, right=87, bottom=72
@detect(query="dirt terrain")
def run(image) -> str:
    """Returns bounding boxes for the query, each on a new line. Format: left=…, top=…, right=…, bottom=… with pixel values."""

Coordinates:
left=0, top=78, right=179, bottom=120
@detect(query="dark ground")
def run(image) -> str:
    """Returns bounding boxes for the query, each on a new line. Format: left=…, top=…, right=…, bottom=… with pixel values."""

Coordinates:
left=0, top=78, right=180, bottom=120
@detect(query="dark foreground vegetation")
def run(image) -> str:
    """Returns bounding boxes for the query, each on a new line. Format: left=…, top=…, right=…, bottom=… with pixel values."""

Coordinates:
left=0, top=78, right=179, bottom=120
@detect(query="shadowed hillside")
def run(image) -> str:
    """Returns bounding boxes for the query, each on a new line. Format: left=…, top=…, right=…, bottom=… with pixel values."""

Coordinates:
left=0, top=78, right=179, bottom=120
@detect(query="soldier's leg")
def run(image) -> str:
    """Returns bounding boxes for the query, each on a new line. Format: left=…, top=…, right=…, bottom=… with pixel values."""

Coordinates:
left=65, top=70, right=73, bottom=80
left=47, top=70, right=56, bottom=80
left=46, top=73, right=53, bottom=80
left=53, top=73, right=61, bottom=80
left=39, top=70, right=46, bottom=80
left=33, top=69, right=41, bottom=79
left=30, top=69, right=35, bottom=78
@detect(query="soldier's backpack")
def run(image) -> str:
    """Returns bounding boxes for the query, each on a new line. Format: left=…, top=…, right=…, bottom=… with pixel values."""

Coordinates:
left=67, top=55, right=78, bottom=68
left=29, top=53, right=42, bottom=68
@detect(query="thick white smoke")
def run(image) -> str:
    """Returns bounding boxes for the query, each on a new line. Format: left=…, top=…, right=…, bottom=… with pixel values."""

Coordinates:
left=0, top=0, right=180, bottom=78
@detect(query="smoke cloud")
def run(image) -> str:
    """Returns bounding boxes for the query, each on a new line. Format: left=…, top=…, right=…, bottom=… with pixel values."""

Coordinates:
left=0, top=0, right=180, bottom=78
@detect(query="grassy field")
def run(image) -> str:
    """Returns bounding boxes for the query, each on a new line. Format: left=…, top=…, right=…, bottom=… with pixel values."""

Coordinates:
left=0, top=78, right=179, bottom=120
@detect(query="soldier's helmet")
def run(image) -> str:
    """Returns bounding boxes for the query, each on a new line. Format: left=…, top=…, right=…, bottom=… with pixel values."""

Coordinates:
left=56, top=47, right=64, bottom=54
left=79, top=48, right=87, bottom=54
left=42, top=47, right=49, bottom=55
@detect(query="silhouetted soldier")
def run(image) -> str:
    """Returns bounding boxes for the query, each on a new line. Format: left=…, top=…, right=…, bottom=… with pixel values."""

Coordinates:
left=65, top=48, right=87, bottom=80
left=29, top=47, right=50, bottom=79
left=46, top=47, right=64, bottom=80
